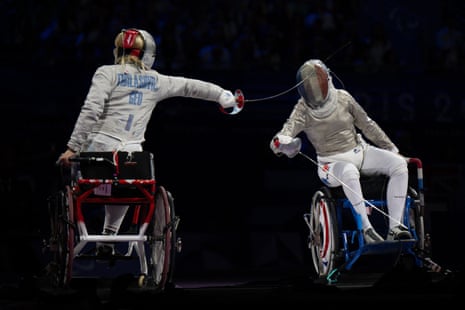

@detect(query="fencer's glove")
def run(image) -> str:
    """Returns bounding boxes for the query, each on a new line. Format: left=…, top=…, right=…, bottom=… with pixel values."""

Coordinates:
left=218, top=90, right=237, bottom=109
left=270, top=134, right=302, bottom=158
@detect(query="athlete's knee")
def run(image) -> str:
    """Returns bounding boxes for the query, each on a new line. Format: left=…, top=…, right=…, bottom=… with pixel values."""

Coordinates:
left=390, top=157, right=408, bottom=177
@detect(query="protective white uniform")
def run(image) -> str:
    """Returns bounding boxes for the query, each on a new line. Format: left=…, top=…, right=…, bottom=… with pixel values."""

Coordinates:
left=63, top=28, right=237, bottom=244
left=271, top=59, right=410, bottom=242
left=67, top=64, right=230, bottom=153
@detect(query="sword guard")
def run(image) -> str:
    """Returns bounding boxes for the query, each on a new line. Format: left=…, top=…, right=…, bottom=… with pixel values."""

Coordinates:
left=220, top=89, right=244, bottom=115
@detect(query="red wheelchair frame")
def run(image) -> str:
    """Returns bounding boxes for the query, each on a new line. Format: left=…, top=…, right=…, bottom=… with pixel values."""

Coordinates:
left=45, top=151, right=180, bottom=291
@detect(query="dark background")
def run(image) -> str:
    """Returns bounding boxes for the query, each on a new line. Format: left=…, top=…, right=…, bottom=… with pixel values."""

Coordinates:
left=1, top=0, right=464, bottom=286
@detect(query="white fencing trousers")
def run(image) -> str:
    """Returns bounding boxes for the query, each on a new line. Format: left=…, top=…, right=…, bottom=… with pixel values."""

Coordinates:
left=317, top=143, right=408, bottom=230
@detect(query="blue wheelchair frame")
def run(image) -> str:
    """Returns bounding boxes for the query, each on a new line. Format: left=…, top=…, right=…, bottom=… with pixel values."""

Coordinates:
left=304, top=157, right=428, bottom=284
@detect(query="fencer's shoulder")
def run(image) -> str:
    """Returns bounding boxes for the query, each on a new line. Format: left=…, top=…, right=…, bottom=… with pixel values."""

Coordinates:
left=335, top=88, right=353, bottom=99
left=95, top=64, right=117, bottom=71
left=92, top=65, right=125, bottom=77
left=335, top=88, right=357, bottom=105
left=89, top=65, right=116, bottom=81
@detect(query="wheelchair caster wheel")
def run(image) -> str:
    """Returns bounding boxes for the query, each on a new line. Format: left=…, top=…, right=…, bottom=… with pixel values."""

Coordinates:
left=138, top=274, right=147, bottom=288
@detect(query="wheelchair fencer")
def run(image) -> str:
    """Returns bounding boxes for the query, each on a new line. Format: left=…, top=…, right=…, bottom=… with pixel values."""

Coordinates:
left=45, top=151, right=181, bottom=291
left=303, top=154, right=435, bottom=284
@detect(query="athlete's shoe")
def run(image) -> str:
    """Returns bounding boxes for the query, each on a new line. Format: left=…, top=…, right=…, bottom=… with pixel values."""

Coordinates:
left=96, top=243, right=115, bottom=257
left=387, top=225, right=412, bottom=241
left=363, top=227, right=384, bottom=244
left=96, top=229, right=116, bottom=257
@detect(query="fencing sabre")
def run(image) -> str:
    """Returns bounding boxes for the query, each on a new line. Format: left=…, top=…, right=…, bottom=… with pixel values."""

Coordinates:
left=220, top=42, right=352, bottom=115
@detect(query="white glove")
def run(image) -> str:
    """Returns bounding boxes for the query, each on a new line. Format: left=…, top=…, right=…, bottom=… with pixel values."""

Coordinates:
left=270, top=134, right=301, bottom=158
left=218, top=90, right=237, bottom=109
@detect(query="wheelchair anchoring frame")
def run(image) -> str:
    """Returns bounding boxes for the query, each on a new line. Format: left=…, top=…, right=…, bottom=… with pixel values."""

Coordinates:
left=303, top=155, right=430, bottom=284
left=69, top=157, right=157, bottom=278
left=72, top=178, right=156, bottom=266
left=45, top=151, right=178, bottom=290
left=326, top=197, right=420, bottom=284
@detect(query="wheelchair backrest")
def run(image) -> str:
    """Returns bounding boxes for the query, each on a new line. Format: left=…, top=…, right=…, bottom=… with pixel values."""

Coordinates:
left=77, top=151, right=155, bottom=180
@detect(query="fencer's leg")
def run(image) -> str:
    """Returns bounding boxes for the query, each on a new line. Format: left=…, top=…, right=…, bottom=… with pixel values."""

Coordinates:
left=335, top=164, right=369, bottom=228
left=386, top=166, right=408, bottom=228
left=342, top=176, right=370, bottom=229
left=386, top=162, right=412, bottom=240
left=329, top=162, right=384, bottom=243
left=103, top=204, right=130, bottom=234
left=96, top=205, right=130, bottom=256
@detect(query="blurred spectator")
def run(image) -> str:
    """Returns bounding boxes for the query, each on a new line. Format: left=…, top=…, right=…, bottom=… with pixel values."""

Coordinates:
left=198, top=27, right=232, bottom=70
left=433, top=15, right=464, bottom=72
left=2, top=0, right=462, bottom=74
left=365, top=22, right=400, bottom=73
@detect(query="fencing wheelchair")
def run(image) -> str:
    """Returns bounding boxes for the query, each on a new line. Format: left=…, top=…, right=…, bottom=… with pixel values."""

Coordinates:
left=45, top=151, right=180, bottom=291
left=303, top=156, right=432, bottom=284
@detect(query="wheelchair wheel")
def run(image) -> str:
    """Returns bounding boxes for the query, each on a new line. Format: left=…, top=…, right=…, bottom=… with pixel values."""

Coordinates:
left=308, top=187, right=340, bottom=279
left=46, top=185, right=75, bottom=288
left=144, top=186, right=178, bottom=291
